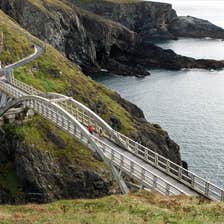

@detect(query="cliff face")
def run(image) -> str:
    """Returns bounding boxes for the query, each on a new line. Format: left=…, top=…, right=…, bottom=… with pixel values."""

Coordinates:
left=74, top=0, right=177, bottom=40
left=74, top=0, right=224, bottom=40
left=1, top=0, right=224, bottom=78
left=169, top=16, right=224, bottom=39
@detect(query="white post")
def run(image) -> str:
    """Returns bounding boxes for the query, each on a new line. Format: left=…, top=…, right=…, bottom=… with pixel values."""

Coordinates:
left=0, top=92, right=7, bottom=108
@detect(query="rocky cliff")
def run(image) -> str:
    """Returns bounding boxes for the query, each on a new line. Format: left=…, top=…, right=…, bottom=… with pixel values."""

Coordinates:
left=1, top=0, right=224, bottom=78
left=169, top=16, right=224, bottom=39
left=74, top=0, right=177, bottom=40
left=73, top=0, right=224, bottom=40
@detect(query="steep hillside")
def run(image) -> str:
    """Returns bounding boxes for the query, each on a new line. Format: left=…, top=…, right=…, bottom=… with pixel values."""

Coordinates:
left=1, top=191, right=223, bottom=224
left=0, top=10, right=182, bottom=203
left=1, top=0, right=224, bottom=78
left=0, top=11, right=33, bottom=65
left=74, top=0, right=177, bottom=40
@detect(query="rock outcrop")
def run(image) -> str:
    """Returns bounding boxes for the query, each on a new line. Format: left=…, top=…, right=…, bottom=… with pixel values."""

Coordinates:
left=169, top=16, right=224, bottom=39
left=73, top=0, right=224, bottom=41
left=74, top=0, right=177, bottom=40
left=1, top=0, right=224, bottom=78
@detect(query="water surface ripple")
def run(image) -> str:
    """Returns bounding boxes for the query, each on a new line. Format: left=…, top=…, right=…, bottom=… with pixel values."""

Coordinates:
left=95, top=38, right=224, bottom=187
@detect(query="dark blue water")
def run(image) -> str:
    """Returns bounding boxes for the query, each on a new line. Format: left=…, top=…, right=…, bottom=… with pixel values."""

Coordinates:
left=95, top=35, right=224, bottom=188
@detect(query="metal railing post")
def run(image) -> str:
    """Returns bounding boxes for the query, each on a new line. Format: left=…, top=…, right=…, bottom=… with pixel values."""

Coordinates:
left=205, top=182, right=209, bottom=196
left=166, top=184, right=170, bottom=196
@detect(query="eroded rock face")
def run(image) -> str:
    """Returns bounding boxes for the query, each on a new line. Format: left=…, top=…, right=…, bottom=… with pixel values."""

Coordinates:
left=74, top=0, right=224, bottom=40
left=74, top=0, right=177, bottom=41
left=15, top=146, right=112, bottom=202
left=112, top=93, right=181, bottom=164
left=169, top=16, right=224, bottom=39
left=0, top=123, right=115, bottom=204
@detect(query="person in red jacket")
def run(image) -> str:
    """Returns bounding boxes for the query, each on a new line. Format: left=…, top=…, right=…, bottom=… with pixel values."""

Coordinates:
left=88, top=125, right=94, bottom=135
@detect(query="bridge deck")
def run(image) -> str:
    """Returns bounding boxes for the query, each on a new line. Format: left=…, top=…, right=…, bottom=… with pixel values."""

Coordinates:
left=101, top=136, right=199, bottom=196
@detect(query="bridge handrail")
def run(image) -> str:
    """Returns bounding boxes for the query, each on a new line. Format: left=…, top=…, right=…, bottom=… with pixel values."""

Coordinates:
left=92, top=135, right=187, bottom=196
left=9, top=80, right=123, bottom=145
left=2, top=45, right=224, bottom=201
left=6, top=76, right=224, bottom=201
left=116, top=131, right=224, bottom=201
left=5, top=79, right=224, bottom=200
left=11, top=78, right=42, bottom=95
left=0, top=83, right=187, bottom=196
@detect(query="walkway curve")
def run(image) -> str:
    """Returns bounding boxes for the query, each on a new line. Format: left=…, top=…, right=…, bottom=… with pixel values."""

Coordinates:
left=0, top=44, right=224, bottom=201
left=0, top=84, right=191, bottom=197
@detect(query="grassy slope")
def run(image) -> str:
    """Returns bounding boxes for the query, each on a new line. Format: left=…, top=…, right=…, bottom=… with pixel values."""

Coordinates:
left=0, top=191, right=224, bottom=224
left=0, top=11, right=33, bottom=65
left=0, top=6, right=136, bottom=134
left=1, top=3, right=223, bottom=223
left=4, top=116, right=108, bottom=173
left=14, top=45, right=135, bottom=133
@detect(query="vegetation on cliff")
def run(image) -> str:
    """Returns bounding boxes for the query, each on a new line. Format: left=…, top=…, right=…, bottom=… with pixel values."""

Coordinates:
left=0, top=11, right=33, bottom=65
left=2, top=0, right=224, bottom=78
left=1, top=191, right=224, bottom=224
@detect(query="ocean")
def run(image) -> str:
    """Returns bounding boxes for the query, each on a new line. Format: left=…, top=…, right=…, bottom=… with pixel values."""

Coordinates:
left=94, top=1, right=224, bottom=187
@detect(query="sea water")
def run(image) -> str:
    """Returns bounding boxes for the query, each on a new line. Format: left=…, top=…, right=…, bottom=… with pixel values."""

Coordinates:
left=94, top=1, right=224, bottom=187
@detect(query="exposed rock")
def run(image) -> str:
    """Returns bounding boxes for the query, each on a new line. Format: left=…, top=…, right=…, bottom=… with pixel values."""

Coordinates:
left=0, top=3, right=190, bottom=204
left=111, top=92, right=181, bottom=164
left=182, top=160, right=188, bottom=170
left=15, top=146, right=112, bottom=202
left=169, top=16, right=224, bottom=39
left=74, top=0, right=177, bottom=41
left=74, top=0, right=224, bottom=40
left=116, top=95, right=145, bottom=119
left=109, top=115, right=121, bottom=130
left=0, top=121, right=115, bottom=204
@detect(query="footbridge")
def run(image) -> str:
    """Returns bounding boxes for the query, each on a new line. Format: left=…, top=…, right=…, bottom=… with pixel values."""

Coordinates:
left=0, top=45, right=224, bottom=201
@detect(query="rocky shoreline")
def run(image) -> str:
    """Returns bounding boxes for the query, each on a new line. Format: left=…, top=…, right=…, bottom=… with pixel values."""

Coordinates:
left=1, top=0, right=224, bottom=77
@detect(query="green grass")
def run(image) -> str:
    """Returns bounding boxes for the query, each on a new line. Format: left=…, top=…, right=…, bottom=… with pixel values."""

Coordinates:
left=3, top=116, right=108, bottom=173
left=0, top=191, right=224, bottom=224
left=0, top=11, right=33, bottom=65
left=14, top=44, right=136, bottom=134
left=27, top=0, right=74, bottom=14
left=0, top=3, right=136, bottom=134
left=74, top=0, right=142, bottom=4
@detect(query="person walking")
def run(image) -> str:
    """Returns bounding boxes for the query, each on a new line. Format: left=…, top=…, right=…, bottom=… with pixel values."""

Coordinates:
left=88, top=124, right=94, bottom=135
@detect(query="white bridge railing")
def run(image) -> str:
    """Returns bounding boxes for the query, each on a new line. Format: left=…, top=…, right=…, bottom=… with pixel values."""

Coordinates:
left=1, top=45, right=224, bottom=201
left=0, top=81, right=186, bottom=197
left=6, top=76, right=224, bottom=201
